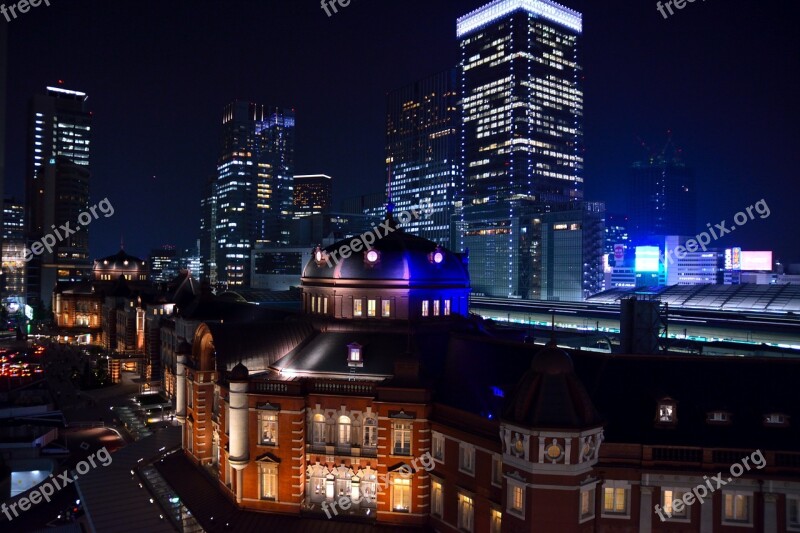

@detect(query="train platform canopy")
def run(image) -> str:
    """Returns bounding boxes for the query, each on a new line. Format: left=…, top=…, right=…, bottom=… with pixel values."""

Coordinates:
left=588, top=284, right=800, bottom=313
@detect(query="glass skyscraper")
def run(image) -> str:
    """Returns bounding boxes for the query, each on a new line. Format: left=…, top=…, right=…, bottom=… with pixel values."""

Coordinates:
left=204, top=101, right=295, bottom=288
left=25, top=86, right=92, bottom=307
left=386, top=69, right=460, bottom=248
left=457, top=0, right=584, bottom=298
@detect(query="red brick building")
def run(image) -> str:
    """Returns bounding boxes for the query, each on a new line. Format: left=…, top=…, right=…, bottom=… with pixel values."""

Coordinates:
left=179, top=225, right=800, bottom=532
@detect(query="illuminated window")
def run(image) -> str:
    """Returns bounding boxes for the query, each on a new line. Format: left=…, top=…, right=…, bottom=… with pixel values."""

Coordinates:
left=260, top=464, right=278, bottom=500
left=662, top=489, right=689, bottom=519
left=382, top=300, right=391, bottom=317
left=458, top=493, right=474, bottom=531
left=353, top=299, right=363, bottom=317
left=459, top=443, right=475, bottom=475
left=363, top=417, right=377, bottom=448
left=393, top=422, right=412, bottom=455
left=764, top=413, right=788, bottom=426
left=444, top=299, right=451, bottom=316
left=490, top=508, right=502, bottom=533
left=259, top=414, right=278, bottom=446
left=187, top=421, right=193, bottom=453
left=723, top=492, right=752, bottom=524
left=312, top=414, right=326, bottom=445
left=367, top=299, right=377, bottom=317
left=323, top=297, right=328, bottom=314
left=433, top=300, right=440, bottom=316
left=348, top=343, right=362, bottom=365
left=602, top=484, right=629, bottom=516
left=580, top=487, right=595, bottom=521
left=658, top=399, right=676, bottom=423
left=311, top=297, right=316, bottom=313
left=431, top=479, right=443, bottom=517
left=392, top=478, right=411, bottom=511
left=422, top=300, right=429, bottom=317
left=337, top=415, right=351, bottom=446
left=508, top=483, right=524, bottom=517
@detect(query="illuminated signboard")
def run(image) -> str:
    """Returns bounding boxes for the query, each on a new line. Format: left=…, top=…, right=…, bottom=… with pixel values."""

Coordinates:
left=635, top=246, right=660, bottom=273
left=725, top=247, right=742, bottom=270
left=740, top=251, right=773, bottom=271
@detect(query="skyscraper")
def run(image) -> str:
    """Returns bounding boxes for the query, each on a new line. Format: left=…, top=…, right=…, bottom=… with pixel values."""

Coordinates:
left=293, top=174, right=332, bottom=218
left=458, top=0, right=584, bottom=298
left=208, top=101, right=295, bottom=288
left=25, top=85, right=92, bottom=307
left=149, top=245, right=177, bottom=282
left=629, top=152, right=696, bottom=242
left=0, top=22, right=8, bottom=298
left=2, top=198, right=25, bottom=303
left=386, top=69, right=460, bottom=247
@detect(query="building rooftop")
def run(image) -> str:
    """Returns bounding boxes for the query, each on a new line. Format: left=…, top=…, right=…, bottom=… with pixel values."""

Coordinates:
left=589, top=283, right=800, bottom=313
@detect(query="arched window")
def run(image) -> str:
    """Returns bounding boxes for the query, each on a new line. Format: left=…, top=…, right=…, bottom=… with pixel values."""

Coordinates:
left=312, top=414, right=326, bottom=445
left=338, top=415, right=351, bottom=446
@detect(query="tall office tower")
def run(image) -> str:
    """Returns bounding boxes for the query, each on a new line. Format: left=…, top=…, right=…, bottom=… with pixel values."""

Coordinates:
left=149, top=245, right=177, bottom=282
left=386, top=69, right=460, bottom=247
left=629, top=152, right=696, bottom=243
left=541, top=201, right=605, bottom=301
left=458, top=0, right=584, bottom=299
left=199, top=176, right=217, bottom=284
left=0, top=23, right=7, bottom=290
left=25, top=85, right=92, bottom=307
left=211, top=102, right=295, bottom=288
left=293, top=174, right=332, bottom=218
left=2, top=198, right=25, bottom=303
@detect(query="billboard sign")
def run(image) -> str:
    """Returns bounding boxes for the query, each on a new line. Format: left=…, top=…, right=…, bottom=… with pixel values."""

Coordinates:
left=740, top=251, right=773, bottom=271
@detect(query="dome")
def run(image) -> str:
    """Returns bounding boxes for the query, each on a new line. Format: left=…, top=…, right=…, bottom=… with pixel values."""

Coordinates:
left=530, top=341, right=574, bottom=375
left=229, top=363, right=250, bottom=382
left=94, top=249, right=146, bottom=272
left=302, top=225, right=469, bottom=287
left=503, top=343, right=601, bottom=430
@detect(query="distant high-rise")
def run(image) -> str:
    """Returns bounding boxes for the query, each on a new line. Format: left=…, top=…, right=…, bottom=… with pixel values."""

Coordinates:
left=541, top=202, right=605, bottom=301
left=605, top=213, right=630, bottom=255
left=2, top=198, right=25, bottom=302
left=386, top=69, right=460, bottom=247
left=629, top=152, right=696, bottom=242
left=458, top=0, right=584, bottom=298
left=149, top=245, right=177, bottom=282
left=206, top=101, right=295, bottom=288
left=293, top=174, right=332, bottom=218
left=0, top=22, right=7, bottom=271
left=25, top=85, right=92, bottom=307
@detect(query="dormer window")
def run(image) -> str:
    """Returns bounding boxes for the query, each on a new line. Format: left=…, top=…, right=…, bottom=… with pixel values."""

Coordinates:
left=764, top=413, right=789, bottom=427
left=347, top=343, right=363, bottom=367
left=657, top=398, right=677, bottom=424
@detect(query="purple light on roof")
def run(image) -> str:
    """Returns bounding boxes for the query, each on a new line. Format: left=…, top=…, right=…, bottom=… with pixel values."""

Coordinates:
left=433, top=251, right=444, bottom=264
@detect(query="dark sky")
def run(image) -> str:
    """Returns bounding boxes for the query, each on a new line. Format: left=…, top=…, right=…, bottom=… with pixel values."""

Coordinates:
left=5, top=0, right=799, bottom=262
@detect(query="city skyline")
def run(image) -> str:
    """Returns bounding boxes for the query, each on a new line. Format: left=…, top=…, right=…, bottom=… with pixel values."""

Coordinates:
left=3, top=0, right=798, bottom=261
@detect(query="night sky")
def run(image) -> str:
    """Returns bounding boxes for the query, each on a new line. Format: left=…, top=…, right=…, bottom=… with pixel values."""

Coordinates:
left=5, top=0, right=799, bottom=262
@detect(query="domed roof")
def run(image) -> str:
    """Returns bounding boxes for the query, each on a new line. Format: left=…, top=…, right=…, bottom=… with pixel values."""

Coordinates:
left=302, top=222, right=469, bottom=287
left=530, top=341, right=575, bottom=375
left=229, top=362, right=250, bottom=382
left=503, top=342, right=602, bottom=430
left=94, top=249, right=146, bottom=270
